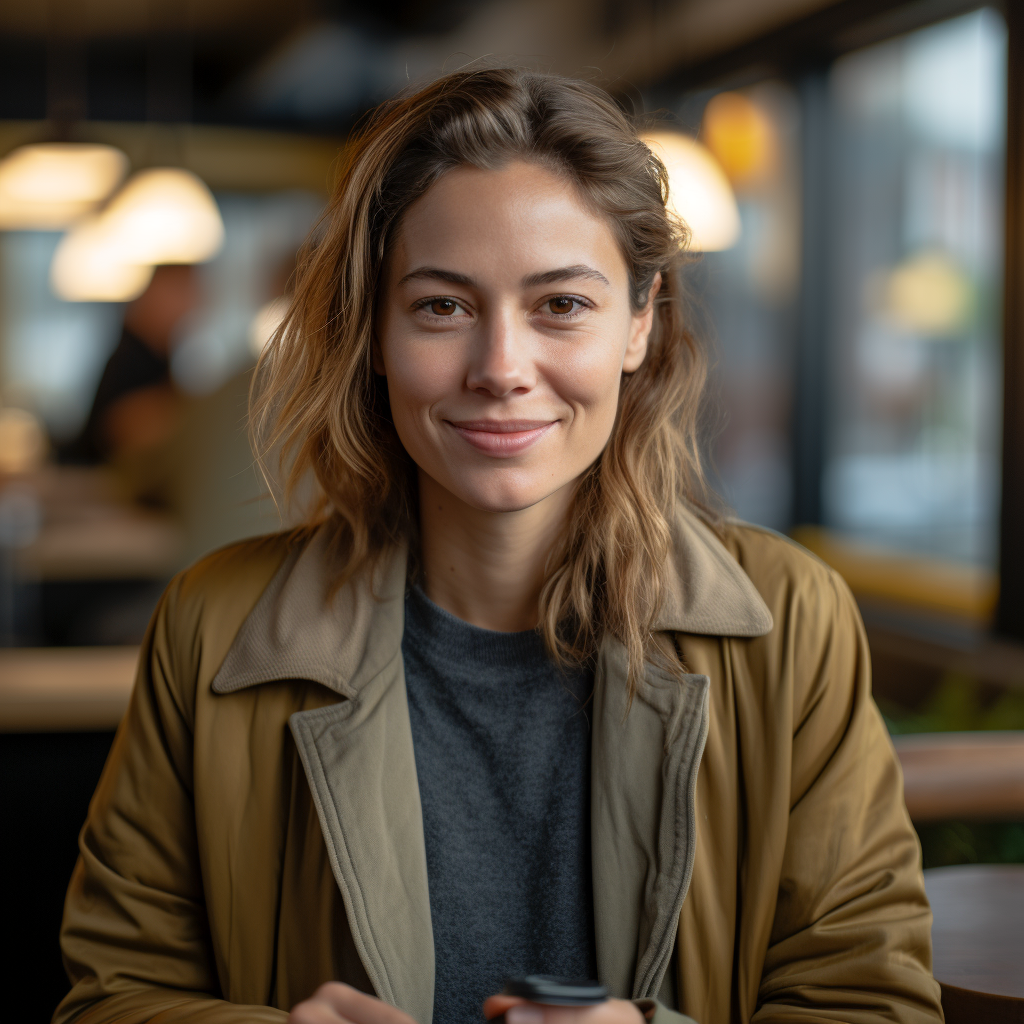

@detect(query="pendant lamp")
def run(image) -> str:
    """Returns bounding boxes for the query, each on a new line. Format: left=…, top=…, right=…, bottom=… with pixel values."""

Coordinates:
left=50, top=167, right=224, bottom=302
left=0, top=142, right=128, bottom=230
left=642, top=131, right=741, bottom=252
left=98, top=167, right=224, bottom=265
left=50, top=214, right=155, bottom=303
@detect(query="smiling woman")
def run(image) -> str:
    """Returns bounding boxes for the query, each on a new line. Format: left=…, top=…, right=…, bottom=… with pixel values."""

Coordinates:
left=54, top=68, right=943, bottom=1024
left=250, top=71, right=702, bottom=688
left=375, top=161, right=659, bottom=631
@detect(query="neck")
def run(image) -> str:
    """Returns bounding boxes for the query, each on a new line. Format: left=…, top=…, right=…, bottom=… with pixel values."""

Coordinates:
left=417, top=470, right=573, bottom=632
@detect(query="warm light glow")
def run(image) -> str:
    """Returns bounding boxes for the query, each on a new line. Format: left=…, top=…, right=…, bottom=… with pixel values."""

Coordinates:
left=51, top=215, right=155, bottom=302
left=877, top=250, right=973, bottom=336
left=50, top=166, right=223, bottom=302
left=249, top=296, right=290, bottom=356
left=100, top=168, right=225, bottom=265
left=0, top=407, right=47, bottom=475
left=701, top=92, right=775, bottom=185
left=642, top=131, right=741, bottom=251
left=0, top=142, right=128, bottom=229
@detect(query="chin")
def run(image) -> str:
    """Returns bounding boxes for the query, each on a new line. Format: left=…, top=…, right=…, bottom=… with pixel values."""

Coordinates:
left=461, top=490, right=551, bottom=515
left=453, top=473, right=562, bottom=515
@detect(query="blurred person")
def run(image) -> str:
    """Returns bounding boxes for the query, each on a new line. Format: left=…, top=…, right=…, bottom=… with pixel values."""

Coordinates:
left=66, top=264, right=200, bottom=464
left=53, top=69, right=942, bottom=1024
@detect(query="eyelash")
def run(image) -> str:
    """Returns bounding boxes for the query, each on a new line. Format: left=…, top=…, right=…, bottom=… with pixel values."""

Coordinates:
left=541, top=295, right=591, bottom=319
left=411, top=296, right=470, bottom=321
left=411, top=294, right=593, bottom=321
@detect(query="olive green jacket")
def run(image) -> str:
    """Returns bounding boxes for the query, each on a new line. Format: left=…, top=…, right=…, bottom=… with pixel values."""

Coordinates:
left=55, top=511, right=943, bottom=1024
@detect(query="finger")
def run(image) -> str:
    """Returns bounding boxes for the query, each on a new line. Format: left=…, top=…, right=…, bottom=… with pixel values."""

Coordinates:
left=494, top=999, right=644, bottom=1024
left=288, top=997, right=352, bottom=1024
left=312, top=983, right=417, bottom=1024
left=483, top=994, right=526, bottom=1020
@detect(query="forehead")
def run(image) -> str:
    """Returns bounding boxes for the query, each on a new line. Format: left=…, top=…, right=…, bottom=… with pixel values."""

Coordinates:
left=389, top=161, right=629, bottom=288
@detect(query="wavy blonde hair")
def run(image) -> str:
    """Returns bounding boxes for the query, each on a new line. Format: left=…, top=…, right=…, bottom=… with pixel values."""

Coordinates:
left=251, top=67, right=710, bottom=694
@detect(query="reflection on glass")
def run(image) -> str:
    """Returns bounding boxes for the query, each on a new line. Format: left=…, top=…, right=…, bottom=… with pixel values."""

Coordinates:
left=825, top=8, right=1006, bottom=566
left=693, top=82, right=802, bottom=530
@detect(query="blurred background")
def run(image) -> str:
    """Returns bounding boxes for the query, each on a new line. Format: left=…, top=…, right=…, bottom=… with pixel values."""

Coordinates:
left=2, top=0, right=1024, bottom=1016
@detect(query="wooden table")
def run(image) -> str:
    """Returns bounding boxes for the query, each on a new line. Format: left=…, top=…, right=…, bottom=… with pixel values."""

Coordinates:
left=925, top=864, right=1024, bottom=1022
left=894, top=732, right=1024, bottom=822
left=0, top=646, right=138, bottom=731
left=10, top=466, right=182, bottom=581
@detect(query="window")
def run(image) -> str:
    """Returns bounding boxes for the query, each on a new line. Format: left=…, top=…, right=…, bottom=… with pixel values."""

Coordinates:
left=696, top=83, right=802, bottom=532
left=824, top=8, right=1007, bottom=567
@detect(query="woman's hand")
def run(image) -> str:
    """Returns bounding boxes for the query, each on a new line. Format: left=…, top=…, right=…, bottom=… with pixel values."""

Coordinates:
left=483, top=994, right=646, bottom=1024
left=288, top=983, right=419, bottom=1024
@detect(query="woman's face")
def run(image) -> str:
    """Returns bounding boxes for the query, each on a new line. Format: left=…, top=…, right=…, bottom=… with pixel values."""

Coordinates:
left=376, top=160, right=658, bottom=515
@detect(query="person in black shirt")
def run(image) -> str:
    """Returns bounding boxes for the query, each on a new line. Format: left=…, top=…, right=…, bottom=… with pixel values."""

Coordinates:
left=66, top=264, right=200, bottom=464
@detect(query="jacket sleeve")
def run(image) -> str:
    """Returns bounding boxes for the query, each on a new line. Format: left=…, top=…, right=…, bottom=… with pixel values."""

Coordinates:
left=53, top=578, right=287, bottom=1024
left=752, top=568, right=942, bottom=1022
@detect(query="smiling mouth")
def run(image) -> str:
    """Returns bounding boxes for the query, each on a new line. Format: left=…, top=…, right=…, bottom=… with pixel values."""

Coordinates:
left=446, top=419, right=557, bottom=457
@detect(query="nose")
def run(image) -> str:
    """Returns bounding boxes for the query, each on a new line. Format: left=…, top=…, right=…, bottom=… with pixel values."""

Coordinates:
left=465, top=309, right=536, bottom=398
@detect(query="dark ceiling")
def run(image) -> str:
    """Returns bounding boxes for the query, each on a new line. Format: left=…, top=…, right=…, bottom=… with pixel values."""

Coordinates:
left=0, top=0, right=976, bottom=135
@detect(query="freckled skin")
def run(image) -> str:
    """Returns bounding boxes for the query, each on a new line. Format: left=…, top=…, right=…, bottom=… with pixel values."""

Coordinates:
left=375, top=161, right=656, bottom=516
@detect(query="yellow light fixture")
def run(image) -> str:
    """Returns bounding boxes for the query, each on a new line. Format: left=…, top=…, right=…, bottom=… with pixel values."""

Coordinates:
left=642, top=131, right=741, bottom=252
left=877, top=250, right=973, bottom=337
left=100, top=167, right=224, bottom=265
left=50, top=215, right=155, bottom=302
left=701, top=91, right=775, bottom=185
left=0, top=142, right=128, bottom=230
left=49, top=166, right=224, bottom=302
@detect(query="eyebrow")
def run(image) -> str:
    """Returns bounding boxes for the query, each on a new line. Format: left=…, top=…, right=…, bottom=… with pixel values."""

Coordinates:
left=521, top=264, right=611, bottom=288
left=398, top=267, right=476, bottom=287
left=397, top=264, right=611, bottom=289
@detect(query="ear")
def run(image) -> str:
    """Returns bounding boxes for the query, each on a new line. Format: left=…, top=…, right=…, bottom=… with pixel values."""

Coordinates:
left=622, top=272, right=661, bottom=374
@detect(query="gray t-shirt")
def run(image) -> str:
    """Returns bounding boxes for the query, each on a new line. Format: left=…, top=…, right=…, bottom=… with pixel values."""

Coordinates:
left=402, top=585, right=596, bottom=1024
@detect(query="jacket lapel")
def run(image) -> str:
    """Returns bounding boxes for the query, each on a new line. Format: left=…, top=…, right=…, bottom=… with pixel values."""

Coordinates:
left=590, top=508, right=770, bottom=999
left=289, top=658, right=434, bottom=1024
left=212, top=529, right=435, bottom=1024
left=590, top=637, right=711, bottom=1000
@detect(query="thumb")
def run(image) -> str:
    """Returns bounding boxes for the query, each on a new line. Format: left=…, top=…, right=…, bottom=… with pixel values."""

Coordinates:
left=483, top=995, right=527, bottom=1021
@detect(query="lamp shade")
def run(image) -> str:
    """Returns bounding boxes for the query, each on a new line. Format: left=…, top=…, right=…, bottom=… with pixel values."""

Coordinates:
left=0, top=142, right=128, bottom=229
left=51, top=215, right=155, bottom=302
left=99, top=167, right=225, bottom=265
left=642, top=131, right=741, bottom=252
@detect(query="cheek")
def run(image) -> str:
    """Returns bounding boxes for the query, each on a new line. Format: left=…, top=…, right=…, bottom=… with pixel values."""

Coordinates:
left=547, top=329, right=628, bottom=419
left=382, top=336, right=461, bottom=418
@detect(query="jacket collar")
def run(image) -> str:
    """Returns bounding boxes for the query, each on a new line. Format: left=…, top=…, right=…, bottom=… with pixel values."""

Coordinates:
left=655, top=507, right=773, bottom=636
left=210, top=506, right=770, bottom=1020
left=211, top=505, right=772, bottom=698
left=212, top=525, right=407, bottom=698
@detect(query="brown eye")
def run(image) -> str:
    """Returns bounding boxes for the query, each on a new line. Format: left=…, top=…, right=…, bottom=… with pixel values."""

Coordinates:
left=548, top=296, right=576, bottom=314
left=430, top=298, right=458, bottom=316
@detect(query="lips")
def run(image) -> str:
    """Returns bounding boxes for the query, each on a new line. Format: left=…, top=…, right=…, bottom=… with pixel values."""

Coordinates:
left=447, top=419, right=557, bottom=457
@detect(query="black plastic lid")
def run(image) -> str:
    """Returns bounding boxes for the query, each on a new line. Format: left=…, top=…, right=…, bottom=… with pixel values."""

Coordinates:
left=502, top=976, right=609, bottom=1006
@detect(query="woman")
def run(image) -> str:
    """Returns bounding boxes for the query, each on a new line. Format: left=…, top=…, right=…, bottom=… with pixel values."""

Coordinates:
left=55, top=69, right=943, bottom=1024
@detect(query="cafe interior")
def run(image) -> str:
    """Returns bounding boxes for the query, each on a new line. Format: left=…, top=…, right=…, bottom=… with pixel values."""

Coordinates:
left=1, top=0, right=1022, bottom=1019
